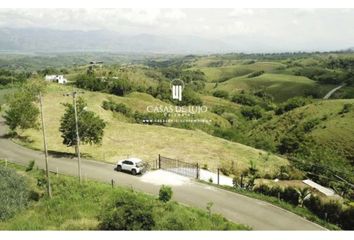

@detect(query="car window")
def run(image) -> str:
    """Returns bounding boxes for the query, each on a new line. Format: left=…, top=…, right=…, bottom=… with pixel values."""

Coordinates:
left=126, top=161, right=134, bottom=165
left=122, top=160, right=130, bottom=164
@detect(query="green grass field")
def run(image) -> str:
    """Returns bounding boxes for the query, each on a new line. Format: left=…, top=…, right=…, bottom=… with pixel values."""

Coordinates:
left=251, top=99, right=354, bottom=160
left=9, top=83, right=288, bottom=176
left=215, top=73, right=334, bottom=102
left=193, top=61, right=286, bottom=83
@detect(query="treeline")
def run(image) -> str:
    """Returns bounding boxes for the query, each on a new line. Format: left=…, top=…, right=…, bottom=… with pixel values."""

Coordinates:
left=75, top=68, right=205, bottom=106
left=0, top=69, right=30, bottom=87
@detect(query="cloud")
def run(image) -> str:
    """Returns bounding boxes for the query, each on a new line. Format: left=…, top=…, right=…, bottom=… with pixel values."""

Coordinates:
left=0, top=8, right=353, bottom=52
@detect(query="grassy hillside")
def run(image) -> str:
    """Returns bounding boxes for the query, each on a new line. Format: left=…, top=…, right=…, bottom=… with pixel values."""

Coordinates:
left=0, top=161, right=248, bottom=230
left=193, top=62, right=285, bottom=83
left=250, top=99, right=354, bottom=161
left=11, top=84, right=288, bottom=176
left=216, top=73, right=334, bottom=102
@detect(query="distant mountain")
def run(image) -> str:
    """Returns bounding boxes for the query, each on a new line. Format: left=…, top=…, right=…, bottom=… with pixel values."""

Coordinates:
left=0, top=28, right=232, bottom=54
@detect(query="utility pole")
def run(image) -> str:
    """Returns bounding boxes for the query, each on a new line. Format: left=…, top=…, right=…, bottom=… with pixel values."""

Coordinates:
left=64, top=89, right=85, bottom=183
left=39, top=92, right=52, bottom=198
left=73, top=91, right=82, bottom=183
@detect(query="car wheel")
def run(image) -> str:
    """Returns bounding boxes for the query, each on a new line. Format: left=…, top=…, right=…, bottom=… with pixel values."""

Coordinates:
left=117, top=165, right=122, bottom=172
left=131, top=169, right=137, bottom=175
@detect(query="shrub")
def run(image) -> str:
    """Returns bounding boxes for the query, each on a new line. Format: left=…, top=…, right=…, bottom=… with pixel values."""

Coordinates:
left=339, top=103, right=352, bottom=114
left=159, top=185, right=173, bottom=202
left=302, top=118, right=320, bottom=133
left=277, top=135, right=301, bottom=154
left=322, top=201, right=342, bottom=223
left=0, top=166, right=30, bottom=220
left=247, top=70, right=264, bottom=78
left=240, top=106, right=263, bottom=120
left=102, top=100, right=132, bottom=116
left=254, top=184, right=271, bottom=195
left=26, top=160, right=35, bottom=172
left=281, top=187, right=299, bottom=205
left=340, top=207, right=354, bottom=230
left=212, top=90, right=229, bottom=99
left=232, top=94, right=257, bottom=106
left=98, top=193, right=155, bottom=230
left=276, top=97, right=310, bottom=115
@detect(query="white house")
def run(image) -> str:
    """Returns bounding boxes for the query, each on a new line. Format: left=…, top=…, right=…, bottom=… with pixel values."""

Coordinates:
left=45, top=75, right=68, bottom=84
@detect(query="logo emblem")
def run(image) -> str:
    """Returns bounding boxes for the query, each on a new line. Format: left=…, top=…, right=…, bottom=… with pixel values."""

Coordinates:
left=170, top=79, right=185, bottom=101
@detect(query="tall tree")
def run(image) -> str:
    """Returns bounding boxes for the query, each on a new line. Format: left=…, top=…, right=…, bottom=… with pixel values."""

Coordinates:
left=59, top=97, right=106, bottom=148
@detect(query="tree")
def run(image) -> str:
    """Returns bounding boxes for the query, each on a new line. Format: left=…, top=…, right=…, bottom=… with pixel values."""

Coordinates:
left=59, top=97, right=106, bottom=149
left=4, top=92, right=39, bottom=131
left=4, top=79, right=46, bottom=131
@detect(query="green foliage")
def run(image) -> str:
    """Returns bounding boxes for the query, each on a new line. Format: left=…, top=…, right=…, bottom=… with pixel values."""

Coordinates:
left=276, top=97, right=311, bottom=115
left=212, top=90, right=229, bottom=99
left=232, top=93, right=257, bottom=106
left=109, top=77, right=133, bottom=96
left=25, top=160, right=35, bottom=172
left=4, top=92, right=39, bottom=131
left=3, top=79, right=46, bottom=131
left=339, top=103, right=352, bottom=114
left=177, top=87, right=203, bottom=106
left=75, top=74, right=107, bottom=92
left=98, top=193, right=155, bottom=230
left=159, top=185, right=173, bottom=202
left=102, top=100, right=131, bottom=116
left=240, top=105, right=263, bottom=120
left=247, top=70, right=264, bottom=78
left=277, top=135, right=302, bottom=154
left=59, top=98, right=106, bottom=147
left=302, top=118, right=320, bottom=133
left=0, top=165, right=30, bottom=221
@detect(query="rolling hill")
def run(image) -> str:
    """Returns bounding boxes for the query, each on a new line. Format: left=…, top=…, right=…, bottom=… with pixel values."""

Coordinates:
left=11, top=83, right=288, bottom=176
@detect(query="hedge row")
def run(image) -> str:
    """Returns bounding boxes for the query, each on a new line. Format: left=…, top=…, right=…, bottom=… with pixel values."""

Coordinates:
left=254, top=184, right=354, bottom=229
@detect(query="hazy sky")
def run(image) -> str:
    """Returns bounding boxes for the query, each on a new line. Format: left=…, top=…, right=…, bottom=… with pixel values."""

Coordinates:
left=1, top=8, right=354, bottom=52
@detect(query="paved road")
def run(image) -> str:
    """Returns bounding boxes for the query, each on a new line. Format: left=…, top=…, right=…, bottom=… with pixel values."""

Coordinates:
left=0, top=118, right=325, bottom=230
left=323, top=84, right=345, bottom=99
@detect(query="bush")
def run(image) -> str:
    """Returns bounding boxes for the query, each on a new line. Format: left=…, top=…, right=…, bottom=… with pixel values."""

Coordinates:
left=232, top=94, right=257, bottom=106
left=0, top=166, right=30, bottom=220
left=247, top=70, right=264, bottom=78
left=276, top=97, right=310, bottom=115
left=159, top=185, right=173, bottom=202
left=254, top=184, right=271, bottom=195
left=212, top=90, right=229, bottom=99
left=102, top=100, right=132, bottom=116
left=339, top=103, right=352, bottom=114
left=281, top=187, right=299, bottom=205
left=98, top=193, right=155, bottom=230
left=25, top=160, right=35, bottom=172
left=340, top=207, right=354, bottom=230
left=322, top=201, right=342, bottom=223
left=240, top=106, right=263, bottom=120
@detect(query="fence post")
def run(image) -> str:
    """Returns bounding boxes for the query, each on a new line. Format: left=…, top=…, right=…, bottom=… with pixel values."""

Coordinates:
left=240, top=174, right=244, bottom=188
left=158, top=154, right=161, bottom=169
left=196, top=163, right=199, bottom=179
left=217, top=168, right=220, bottom=185
left=111, top=179, right=114, bottom=188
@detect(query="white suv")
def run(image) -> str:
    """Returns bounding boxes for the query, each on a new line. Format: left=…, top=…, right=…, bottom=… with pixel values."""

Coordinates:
left=116, top=157, right=146, bottom=175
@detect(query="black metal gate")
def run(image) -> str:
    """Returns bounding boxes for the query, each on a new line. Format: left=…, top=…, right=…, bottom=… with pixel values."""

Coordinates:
left=158, top=155, right=199, bottom=179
